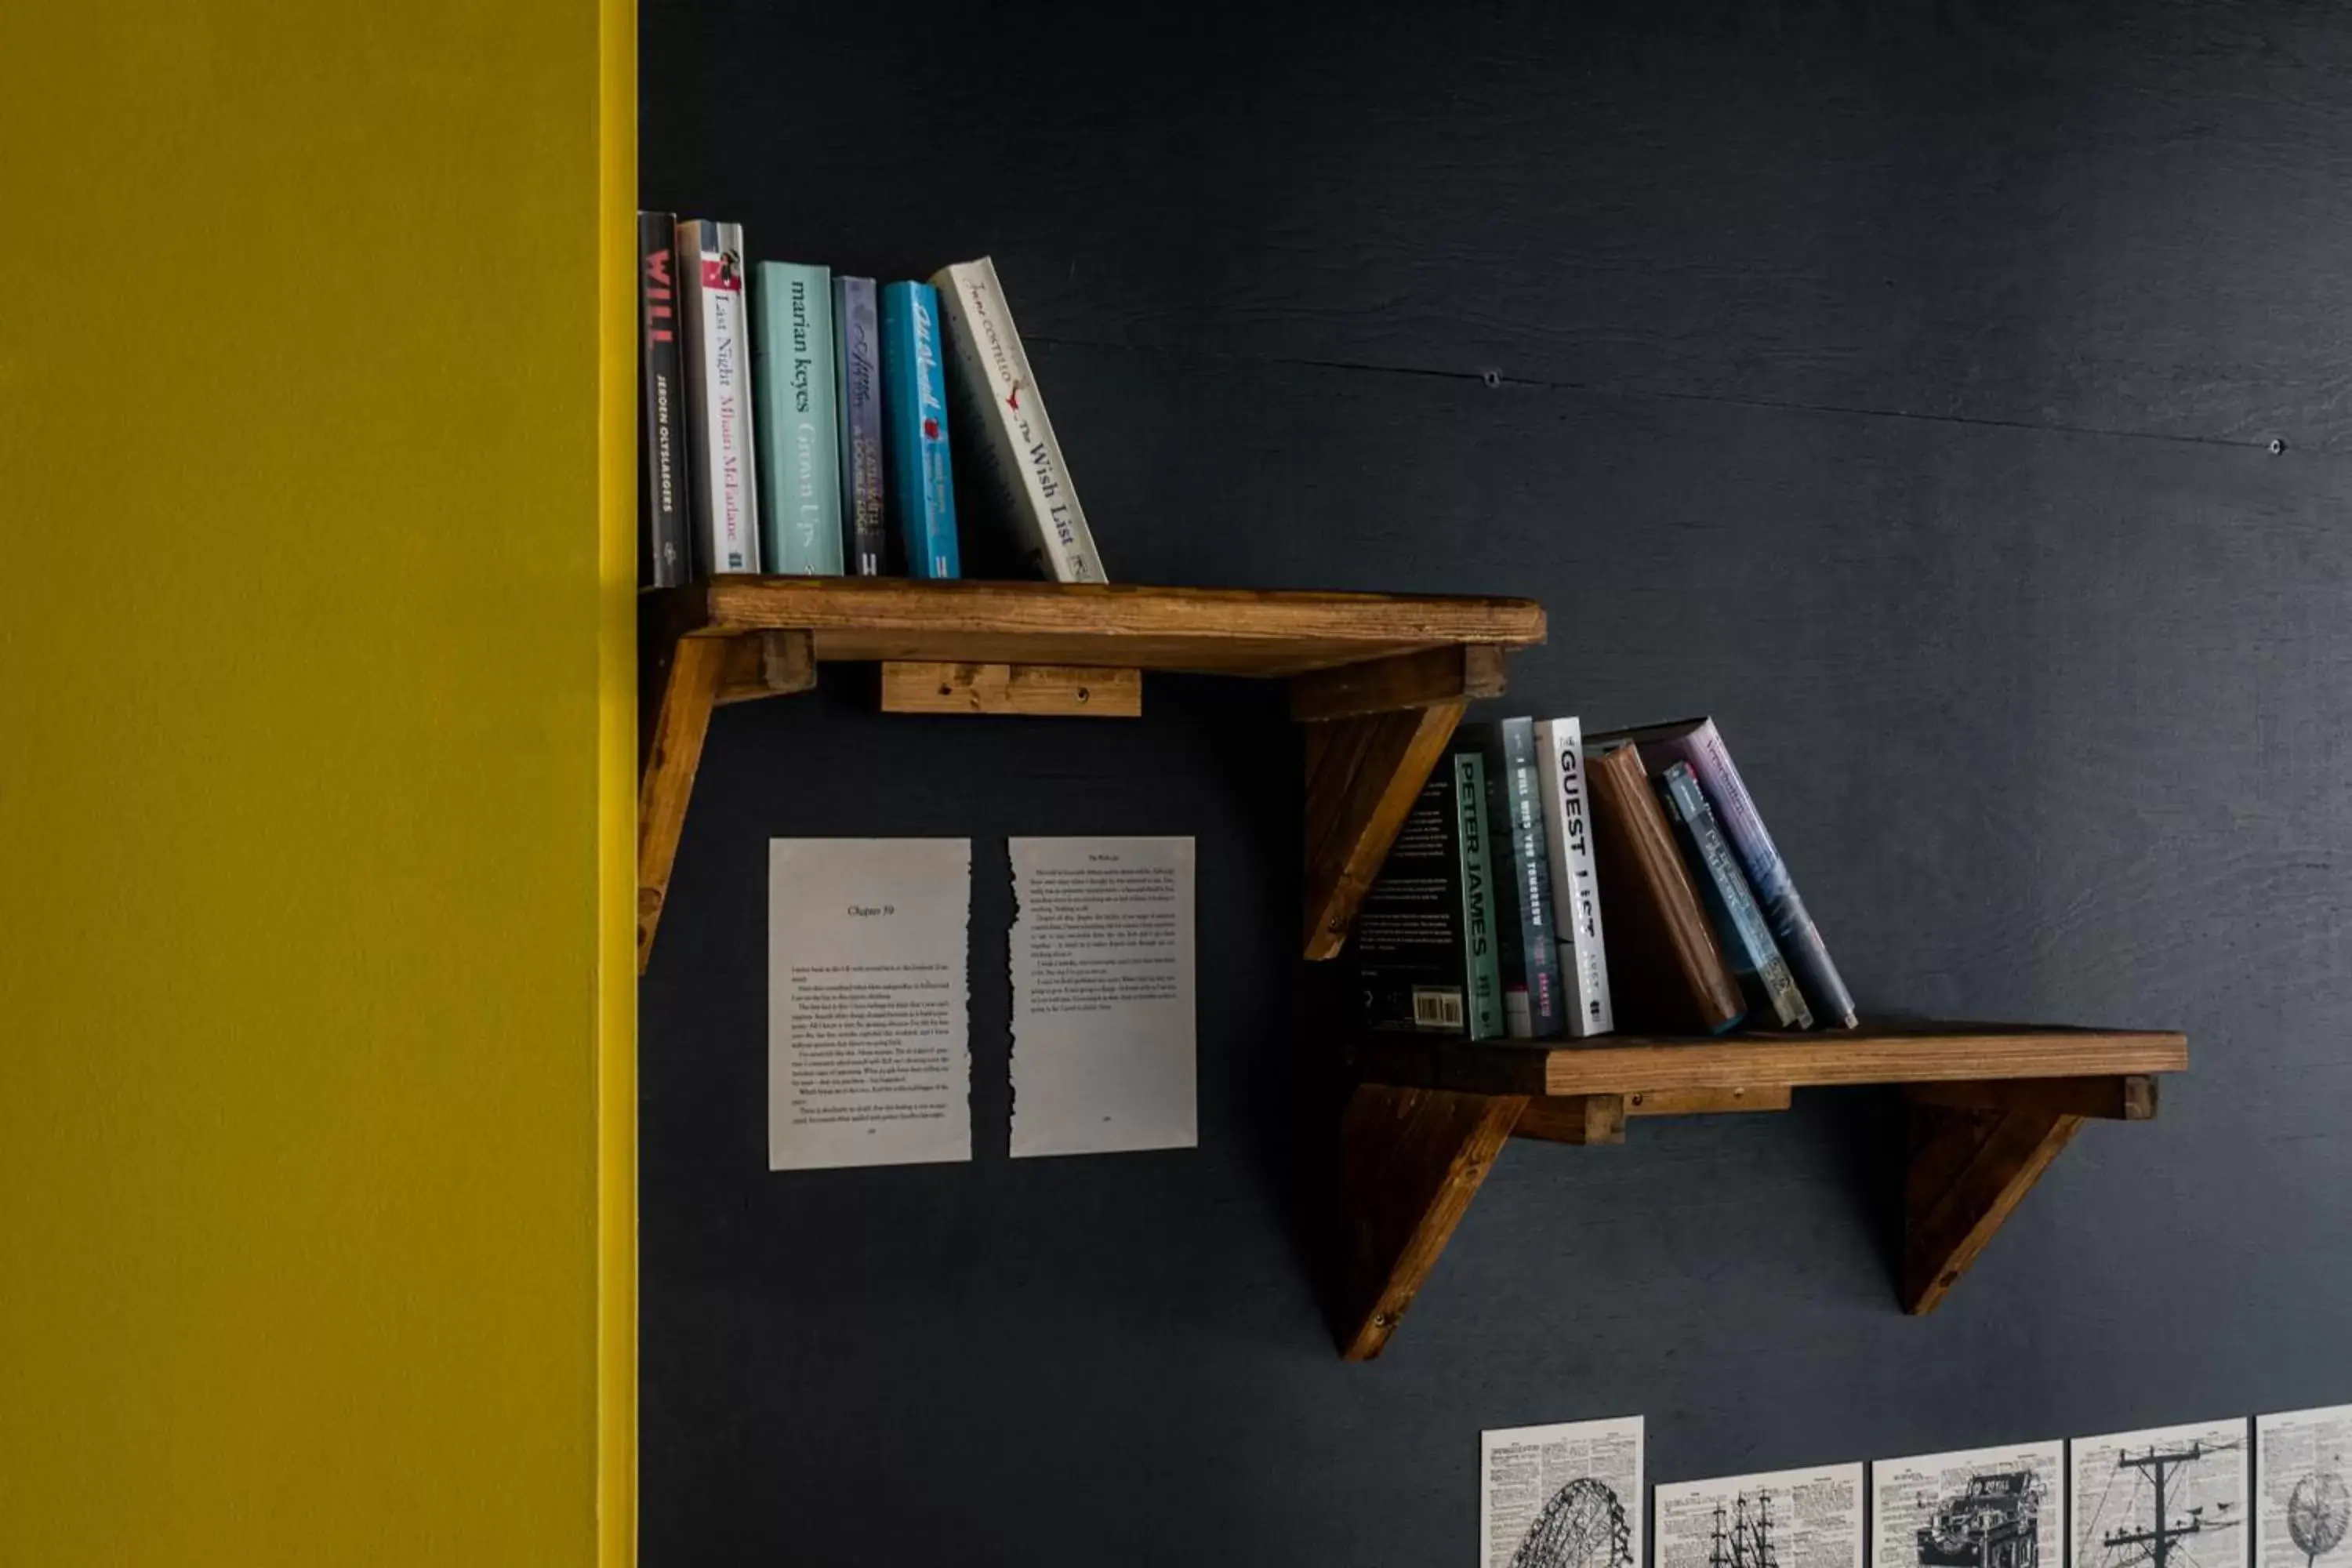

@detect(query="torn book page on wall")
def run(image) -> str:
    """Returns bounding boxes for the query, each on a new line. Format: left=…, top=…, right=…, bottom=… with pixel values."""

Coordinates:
left=1657, top=1463, right=1863, bottom=1568
left=1008, top=836, right=1196, bottom=1158
left=1872, top=1439, right=2064, bottom=1568
left=768, top=837, right=971, bottom=1171
left=2074, top=1417, right=2249, bottom=1568
left=2256, top=1405, right=2352, bottom=1568
left=1483, top=1415, right=1644, bottom=1568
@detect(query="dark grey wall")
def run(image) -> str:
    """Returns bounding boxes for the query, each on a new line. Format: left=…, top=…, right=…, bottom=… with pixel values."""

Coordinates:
left=638, top=4, right=2352, bottom=1562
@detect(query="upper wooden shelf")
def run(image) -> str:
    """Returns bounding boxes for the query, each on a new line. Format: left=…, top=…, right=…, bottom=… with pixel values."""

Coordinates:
left=644, top=575, right=1547, bottom=676
left=638, top=574, right=1546, bottom=971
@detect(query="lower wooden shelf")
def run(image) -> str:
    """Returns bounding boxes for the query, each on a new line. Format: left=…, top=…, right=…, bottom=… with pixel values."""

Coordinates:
left=1333, top=1022, right=2187, bottom=1360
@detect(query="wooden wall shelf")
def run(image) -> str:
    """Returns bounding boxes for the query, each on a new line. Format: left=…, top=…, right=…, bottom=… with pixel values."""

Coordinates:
left=1334, top=1022, right=2188, bottom=1360
left=637, top=575, right=1546, bottom=971
left=637, top=577, right=2187, bottom=1366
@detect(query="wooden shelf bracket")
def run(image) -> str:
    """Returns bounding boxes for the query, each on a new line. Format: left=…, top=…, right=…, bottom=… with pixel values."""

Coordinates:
left=1336, top=1082, right=1527, bottom=1361
left=1334, top=1033, right=2183, bottom=1359
left=1899, top=1074, right=2156, bottom=1313
left=1296, top=645, right=1506, bottom=960
left=637, top=633, right=726, bottom=973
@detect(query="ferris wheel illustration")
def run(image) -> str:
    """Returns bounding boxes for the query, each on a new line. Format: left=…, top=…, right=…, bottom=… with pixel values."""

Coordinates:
left=1512, top=1477, right=1635, bottom=1568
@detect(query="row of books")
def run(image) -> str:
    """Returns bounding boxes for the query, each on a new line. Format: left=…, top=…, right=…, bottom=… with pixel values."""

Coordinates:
left=1355, top=716, right=1857, bottom=1040
left=637, top=215, right=1107, bottom=587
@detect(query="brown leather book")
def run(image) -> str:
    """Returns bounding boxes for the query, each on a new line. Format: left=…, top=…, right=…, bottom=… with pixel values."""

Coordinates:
left=1584, top=741, right=1746, bottom=1033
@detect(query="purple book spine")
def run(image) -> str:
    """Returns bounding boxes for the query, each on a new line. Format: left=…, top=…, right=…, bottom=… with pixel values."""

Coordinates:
left=833, top=277, right=887, bottom=575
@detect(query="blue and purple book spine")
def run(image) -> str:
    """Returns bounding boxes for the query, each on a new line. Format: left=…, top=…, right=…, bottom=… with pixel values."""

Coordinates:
left=878, top=281, right=960, bottom=579
left=833, top=277, right=887, bottom=575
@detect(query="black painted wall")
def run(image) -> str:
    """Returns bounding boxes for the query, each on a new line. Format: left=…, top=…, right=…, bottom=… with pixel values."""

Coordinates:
left=639, top=5, right=2352, bottom=1562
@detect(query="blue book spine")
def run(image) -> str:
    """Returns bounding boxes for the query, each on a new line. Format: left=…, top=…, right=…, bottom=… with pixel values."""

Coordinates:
left=1612, top=717, right=1857, bottom=1027
left=1657, top=761, right=1812, bottom=1029
left=751, top=263, right=843, bottom=575
left=833, top=277, right=887, bottom=575
left=878, top=281, right=960, bottom=579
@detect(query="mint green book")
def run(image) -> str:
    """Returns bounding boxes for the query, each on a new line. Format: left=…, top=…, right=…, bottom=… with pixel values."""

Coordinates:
left=750, top=262, right=844, bottom=574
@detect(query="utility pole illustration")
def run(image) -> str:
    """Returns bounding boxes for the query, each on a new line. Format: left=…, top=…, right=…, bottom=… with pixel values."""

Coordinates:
left=2102, top=1442, right=2243, bottom=1568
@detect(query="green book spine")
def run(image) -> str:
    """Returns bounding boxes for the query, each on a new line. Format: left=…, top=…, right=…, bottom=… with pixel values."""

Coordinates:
left=1453, top=751, right=1505, bottom=1041
left=750, top=262, right=844, bottom=574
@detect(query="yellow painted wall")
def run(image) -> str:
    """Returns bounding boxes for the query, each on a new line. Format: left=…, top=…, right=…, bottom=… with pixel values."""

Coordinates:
left=0, top=0, right=631, bottom=1561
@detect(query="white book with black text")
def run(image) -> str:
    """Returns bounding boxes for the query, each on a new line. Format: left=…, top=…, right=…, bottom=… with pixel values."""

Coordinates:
left=1535, top=717, right=1614, bottom=1036
left=677, top=219, right=760, bottom=575
left=930, top=256, right=1105, bottom=583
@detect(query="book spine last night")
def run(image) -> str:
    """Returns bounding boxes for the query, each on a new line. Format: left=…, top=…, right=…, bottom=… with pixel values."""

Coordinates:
left=677, top=219, right=760, bottom=575
left=833, top=277, right=887, bottom=575
left=930, top=256, right=1107, bottom=583
left=879, top=281, right=960, bottom=579
left=1533, top=717, right=1614, bottom=1037
left=637, top=212, right=690, bottom=589
left=1657, top=762, right=1812, bottom=1029
left=751, top=262, right=844, bottom=575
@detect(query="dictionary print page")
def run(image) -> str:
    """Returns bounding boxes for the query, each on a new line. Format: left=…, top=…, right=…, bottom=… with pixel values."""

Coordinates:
left=1483, top=1415, right=1645, bottom=1568
left=1873, top=1439, right=2064, bottom=1568
left=1657, top=1463, right=1863, bottom=1568
left=2256, top=1405, right=2352, bottom=1568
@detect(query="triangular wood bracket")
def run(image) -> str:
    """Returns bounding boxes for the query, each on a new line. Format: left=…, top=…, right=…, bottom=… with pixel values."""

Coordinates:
left=637, top=633, right=726, bottom=974
left=1899, top=1074, right=2156, bottom=1312
left=638, top=604, right=820, bottom=974
left=1296, top=645, right=1505, bottom=960
left=1334, top=1083, right=1526, bottom=1360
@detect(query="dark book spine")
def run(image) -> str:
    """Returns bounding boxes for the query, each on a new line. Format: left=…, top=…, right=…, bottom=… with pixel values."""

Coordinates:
left=1451, top=750, right=1506, bottom=1041
left=1461, top=723, right=1565, bottom=1038
left=833, top=277, right=887, bottom=575
left=1352, top=771, right=1473, bottom=1034
left=637, top=212, right=689, bottom=588
left=1657, top=762, right=1812, bottom=1028
left=1499, top=718, right=1566, bottom=1036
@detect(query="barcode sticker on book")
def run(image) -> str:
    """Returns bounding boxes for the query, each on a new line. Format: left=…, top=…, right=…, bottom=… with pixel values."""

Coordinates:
left=1413, top=987, right=1466, bottom=1030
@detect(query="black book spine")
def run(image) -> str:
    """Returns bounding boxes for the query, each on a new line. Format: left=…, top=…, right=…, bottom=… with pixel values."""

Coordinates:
left=637, top=212, right=689, bottom=589
left=1351, top=769, right=1474, bottom=1034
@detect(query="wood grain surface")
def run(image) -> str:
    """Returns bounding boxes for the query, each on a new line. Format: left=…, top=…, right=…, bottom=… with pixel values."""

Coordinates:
left=1334, top=1083, right=1527, bottom=1360
left=658, top=576, right=1544, bottom=675
left=877, top=662, right=1145, bottom=718
left=1351, top=1024, right=2189, bottom=1098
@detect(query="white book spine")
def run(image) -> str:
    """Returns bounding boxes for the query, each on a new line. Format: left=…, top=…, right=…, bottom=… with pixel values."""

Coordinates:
left=681, top=221, right=760, bottom=574
left=930, top=257, right=1105, bottom=583
left=1534, top=717, right=1613, bottom=1036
